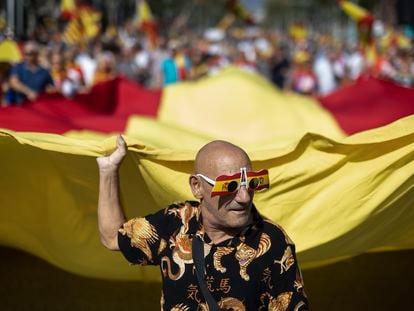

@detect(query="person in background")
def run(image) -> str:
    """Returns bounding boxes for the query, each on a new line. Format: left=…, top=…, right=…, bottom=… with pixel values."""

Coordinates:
left=50, top=52, right=80, bottom=98
left=0, top=62, right=13, bottom=106
left=75, top=43, right=97, bottom=87
left=313, top=49, right=336, bottom=95
left=270, top=45, right=291, bottom=89
left=345, top=45, right=365, bottom=81
left=285, top=50, right=318, bottom=96
left=9, top=41, right=55, bottom=105
left=161, top=40, right=191, bottom=86
left=117, top=46, right=140, bottom=83
left=133, top=42, right=151, bottom=86
left=92, top=52, right=117, bottom=86
left=64, top=46, right=87, bottom=93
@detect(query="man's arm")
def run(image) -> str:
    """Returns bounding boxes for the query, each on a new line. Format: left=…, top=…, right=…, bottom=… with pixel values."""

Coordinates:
left=45, top=72, right=58, bottom=93
left=97, top=135, right=128, bottom=251
left=9, top=75, right=38, bottom=101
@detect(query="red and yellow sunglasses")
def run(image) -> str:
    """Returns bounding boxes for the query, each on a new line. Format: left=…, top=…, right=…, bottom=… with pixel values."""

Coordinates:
left=197, top=167, right=269, bottom=197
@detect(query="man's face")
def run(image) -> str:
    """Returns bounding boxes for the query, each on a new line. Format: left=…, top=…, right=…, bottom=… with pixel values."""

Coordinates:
left=24, top=46, right=38, bottom=65
left=197, top=155, right=254, bottom=231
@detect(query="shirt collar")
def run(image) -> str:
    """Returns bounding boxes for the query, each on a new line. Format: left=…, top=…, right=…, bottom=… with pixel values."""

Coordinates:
left=186, top=200, right=264, bottom=248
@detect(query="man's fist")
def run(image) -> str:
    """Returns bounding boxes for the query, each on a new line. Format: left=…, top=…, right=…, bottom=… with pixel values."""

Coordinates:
left=97, top=135, right=127, bottom=172
left=27, top=90, right=38, bottom=101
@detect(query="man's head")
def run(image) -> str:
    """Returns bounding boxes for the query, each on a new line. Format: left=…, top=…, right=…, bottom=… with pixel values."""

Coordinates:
left=23, top=41, right=39, bottom=65
left=51, top=52, right=64, bottom=71
left=189, top=140, right=254, bottom=232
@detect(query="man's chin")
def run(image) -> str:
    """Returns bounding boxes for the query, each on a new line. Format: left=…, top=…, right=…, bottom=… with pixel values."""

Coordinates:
left=226, top=211, right=252, bottom=228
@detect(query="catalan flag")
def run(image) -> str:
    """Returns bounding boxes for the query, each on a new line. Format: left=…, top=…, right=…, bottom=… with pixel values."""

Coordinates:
left=62, top=2, right=101, bottom=45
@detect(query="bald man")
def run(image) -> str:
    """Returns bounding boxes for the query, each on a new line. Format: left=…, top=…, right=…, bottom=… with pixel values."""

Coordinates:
left=97, top=135, right=308, bottom=310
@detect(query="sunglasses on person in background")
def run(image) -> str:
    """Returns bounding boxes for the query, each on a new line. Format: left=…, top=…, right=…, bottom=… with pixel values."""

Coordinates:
left=197, top=167, right=269, bottom=197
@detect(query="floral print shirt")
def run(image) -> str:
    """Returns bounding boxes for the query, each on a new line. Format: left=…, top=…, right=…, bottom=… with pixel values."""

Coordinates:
left=118, top=201, right=308, bottom=310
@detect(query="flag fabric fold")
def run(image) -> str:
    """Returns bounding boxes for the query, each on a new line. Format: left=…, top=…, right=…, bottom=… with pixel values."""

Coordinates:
left=0, top=78, right=161, bottom=133
left=0, top=107, right=413, bottom=280
left=319, top=75, right=414, bottom=134
left=1, top=69, right=413, bottom=281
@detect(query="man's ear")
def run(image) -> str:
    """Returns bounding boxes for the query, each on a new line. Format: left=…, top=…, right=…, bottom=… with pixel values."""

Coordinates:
left=189, top=175, right=203, bottom=199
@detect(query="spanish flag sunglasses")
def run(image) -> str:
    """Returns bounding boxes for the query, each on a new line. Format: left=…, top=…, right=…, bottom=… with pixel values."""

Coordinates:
left=197, top=167, right=269, bottom=197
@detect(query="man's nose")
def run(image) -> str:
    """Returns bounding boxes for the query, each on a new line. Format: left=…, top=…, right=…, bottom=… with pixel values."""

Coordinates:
left=234, top=185, right=251, bottom=203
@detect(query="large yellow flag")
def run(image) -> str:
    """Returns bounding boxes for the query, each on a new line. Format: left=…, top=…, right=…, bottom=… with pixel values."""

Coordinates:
left=156, top=68, right=344, bottom=150
left=1, top=68, right=413, bottom=280
left=1, top=110, right=413, bottom=280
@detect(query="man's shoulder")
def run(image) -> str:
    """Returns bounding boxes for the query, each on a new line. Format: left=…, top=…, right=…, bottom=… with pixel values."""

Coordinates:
left=260, top=217, right=295, bottom=246
left=144, top=201, right=200, bottom=234
left=166, top=200, right=200, bottom=209
left=162, top=200, right=200, bottom=215
left=163, top=201, right=200, bottom=224
left=11, top=62, right=25, bottom=74
left=36, top=66, right=52, bottom=76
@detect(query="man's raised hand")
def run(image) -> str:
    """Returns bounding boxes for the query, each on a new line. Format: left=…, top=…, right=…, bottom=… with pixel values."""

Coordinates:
left=97, top=134, right=127, bottom=172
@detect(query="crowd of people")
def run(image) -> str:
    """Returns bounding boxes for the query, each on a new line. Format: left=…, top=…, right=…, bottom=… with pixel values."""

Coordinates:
left=1, top=17, right=414, bottom=106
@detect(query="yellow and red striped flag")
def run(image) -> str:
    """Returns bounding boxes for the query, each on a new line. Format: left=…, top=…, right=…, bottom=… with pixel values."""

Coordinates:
left=338, top=0, right=375, bottom=53
left=62, top=3, right=102, bottom=45
left=338, top=0, right=372, bottom=22
left=79, top=6, right=101, bottom=39
left=60, top=0, right=76, bottom=20
left=226, top=0, right=255, bottom=25
left=135, top=0, right=158, bottom=48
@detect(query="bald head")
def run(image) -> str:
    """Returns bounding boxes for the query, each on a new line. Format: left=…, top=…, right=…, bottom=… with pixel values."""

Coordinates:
left=194, top=140, right=251, bottom=177
left=190, top=141, right=255, bottom=235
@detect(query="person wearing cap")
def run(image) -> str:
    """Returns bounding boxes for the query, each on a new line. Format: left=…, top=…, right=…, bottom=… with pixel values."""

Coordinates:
left=9, top=41, right=55, bottom=105
left=97, top=136, right=309, bottom=310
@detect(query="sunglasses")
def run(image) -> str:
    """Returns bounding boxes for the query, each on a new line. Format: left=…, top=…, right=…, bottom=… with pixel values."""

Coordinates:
left=197, top=167, right=269, bottom=197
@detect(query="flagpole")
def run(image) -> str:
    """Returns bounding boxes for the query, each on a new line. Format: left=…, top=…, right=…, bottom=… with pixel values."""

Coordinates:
left=6, top=0, right=14, bottom=34
left=16, top=0, right=24, bottom=38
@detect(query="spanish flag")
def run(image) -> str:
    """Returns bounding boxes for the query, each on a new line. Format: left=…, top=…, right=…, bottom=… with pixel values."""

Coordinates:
left=136, top=0, right=158, bottom=48
left=60, top=0, right=76, bottom=20
left=338, top=0, right=374, bottom=46
left=1, top=68, right=414, bottom=281
left=0, top=113, right=413, bottom=279
left=226, top=0, right=255, bottom=25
